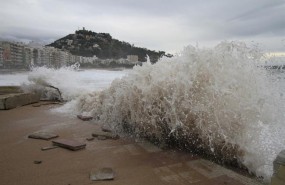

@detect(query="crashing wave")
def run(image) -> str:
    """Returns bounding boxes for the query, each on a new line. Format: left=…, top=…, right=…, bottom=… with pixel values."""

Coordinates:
left=74, top=41, right=285, bottom=181
left=22, top=63, right=93, bottom=101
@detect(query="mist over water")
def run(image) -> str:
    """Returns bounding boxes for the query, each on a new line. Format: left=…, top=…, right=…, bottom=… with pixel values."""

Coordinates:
left=1, top=41, right=285, bottom=182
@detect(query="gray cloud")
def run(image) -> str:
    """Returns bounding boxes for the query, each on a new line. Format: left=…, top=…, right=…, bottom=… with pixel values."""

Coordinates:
left=0, top=0, right=284, bottom=53
left=225, top=1, right=285, bottom=37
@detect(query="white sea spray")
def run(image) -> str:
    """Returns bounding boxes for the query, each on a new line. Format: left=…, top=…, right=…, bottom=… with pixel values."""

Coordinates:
left=18, top=41, right=285, bottom=181
left=74, top=41, right=285, bottom=181
left=21, top=64, right=126, bottom=102
left=20, top=65, right=127, bottom=117
left=21, top=64, right=81, bottom=100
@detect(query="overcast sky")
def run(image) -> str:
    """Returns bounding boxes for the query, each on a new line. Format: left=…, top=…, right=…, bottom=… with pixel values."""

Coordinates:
left=0, top=0, right=284, bottom=54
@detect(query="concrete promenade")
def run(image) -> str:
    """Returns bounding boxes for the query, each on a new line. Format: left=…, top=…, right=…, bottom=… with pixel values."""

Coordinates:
left=0, top=103, right=264, bottom=185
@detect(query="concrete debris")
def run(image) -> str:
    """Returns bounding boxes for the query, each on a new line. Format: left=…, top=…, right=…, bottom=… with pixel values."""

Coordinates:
left=28, top=131, right=59, bottom=140
left=97, top=136, right=107, bottom=140
left=92, top=131, right=119, bottom=140
left=34, top=160, right=42, bottom=164
left=90, top=168, right=115, bottom=181
left=77, top=115, right=93, bottom=121
left=86, top=137, right=95, bottom=141
left=52, top=139, right=86, bottom=151
left=32, top=104, right=41, bottom=107
left=41, top=146, right=59, bottom=151
left=101, top=125, right=112, bottom=132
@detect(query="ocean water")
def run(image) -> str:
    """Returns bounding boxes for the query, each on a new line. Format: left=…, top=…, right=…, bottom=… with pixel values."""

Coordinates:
left=0, top=66, right=127, bottom=99
left=1, top=41, right=285, bottom=182
left=0, top=71, right=30, bottom=86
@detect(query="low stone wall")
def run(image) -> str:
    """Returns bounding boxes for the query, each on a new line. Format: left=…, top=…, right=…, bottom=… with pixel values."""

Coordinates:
left=0, top=86, right=23, bottom=95
left=0, top=93, right=40, bottom=110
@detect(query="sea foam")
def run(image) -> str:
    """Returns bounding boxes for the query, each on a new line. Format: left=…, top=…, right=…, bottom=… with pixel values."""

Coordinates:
left=73, top=41, right=285, bottom=181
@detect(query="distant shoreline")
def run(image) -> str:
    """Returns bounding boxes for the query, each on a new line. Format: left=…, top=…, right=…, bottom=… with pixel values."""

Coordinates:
left=0, top=68, right=30, bottom=74
left=0, top=66, right=131, bottom=74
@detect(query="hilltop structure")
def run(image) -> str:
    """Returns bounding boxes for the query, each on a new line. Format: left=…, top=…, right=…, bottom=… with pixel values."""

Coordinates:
left=0, top=28, right=171, bottom=69
left=48, top=28, right=170, bottom=63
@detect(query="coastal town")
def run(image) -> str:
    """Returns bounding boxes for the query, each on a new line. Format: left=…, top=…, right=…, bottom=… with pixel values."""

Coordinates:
left=0, top=40, right=139, bottom=69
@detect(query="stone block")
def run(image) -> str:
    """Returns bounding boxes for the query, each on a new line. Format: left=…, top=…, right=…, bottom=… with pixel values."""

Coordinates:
left=90, top=168, right=115, bottom=181
left=41, top=146, right=59, bottom=151
left=52, top=139, right=86, bottom=151
left=77, top=115, right=93, bottom=121
left=0, top=93, right=40, bottom=110
left=28, top=131, right=59, bottom=140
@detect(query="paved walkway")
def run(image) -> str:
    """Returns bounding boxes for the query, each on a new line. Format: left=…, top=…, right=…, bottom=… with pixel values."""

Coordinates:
left=0, top=103, right=264, bottom=185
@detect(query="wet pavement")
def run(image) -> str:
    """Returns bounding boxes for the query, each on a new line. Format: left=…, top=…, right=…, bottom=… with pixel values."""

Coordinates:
left=0, top=103, right=264, bottom=185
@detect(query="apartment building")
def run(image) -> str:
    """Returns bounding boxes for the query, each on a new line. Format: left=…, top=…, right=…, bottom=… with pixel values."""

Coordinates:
left=0, top=41, right=25, bottom=68
left=0, top=46, right=3, bottom=67
left=127, top=55, right=139, bottom=63
left=0, top=41, right=136, bottom=69
left=23, top=47, right=33, bottom=67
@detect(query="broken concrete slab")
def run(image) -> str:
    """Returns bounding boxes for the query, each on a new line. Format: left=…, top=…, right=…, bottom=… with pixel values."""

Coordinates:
left=41, top=146, right=59, bottom=151
left=77, top=115, right=93, bottom=121
left=92, top=131, right=119, bottom=140
left=86, top=137, right=95, bottom=141
left=28, top=131, right=59, bottom=140
left=0, top=93, right=40, bottom=110
left=32, top=104, right=41, bottom=107
left=52, top=139, right=86, bottom=151
left=34, top=160, right=42, bottom=164
left=90, top=168, right=115, bottom=181
left=97, top=136, right=107, bottom=140
left=101, top=125, right=112, bottom=132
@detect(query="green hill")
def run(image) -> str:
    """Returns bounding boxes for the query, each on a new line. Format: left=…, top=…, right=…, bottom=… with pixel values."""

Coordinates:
left=47, top=28, right=171, bottom=63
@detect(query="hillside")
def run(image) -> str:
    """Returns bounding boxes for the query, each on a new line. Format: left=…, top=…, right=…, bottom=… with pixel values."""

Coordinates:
left=47, top=29, right=171, bottom=63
